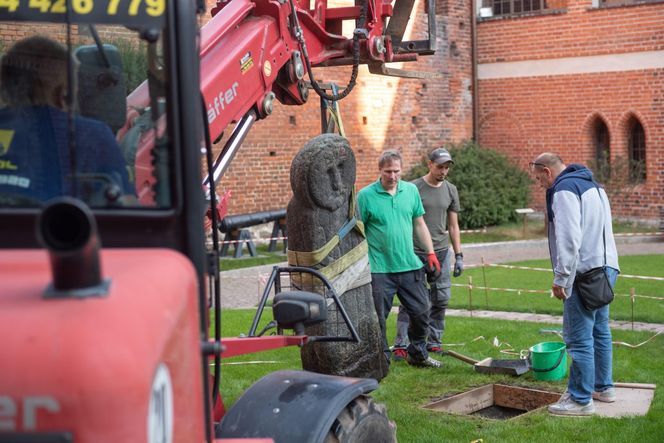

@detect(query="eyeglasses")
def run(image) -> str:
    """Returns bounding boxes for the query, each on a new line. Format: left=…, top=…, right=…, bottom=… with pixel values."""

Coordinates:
left=528, top=161, right=547, bottom=170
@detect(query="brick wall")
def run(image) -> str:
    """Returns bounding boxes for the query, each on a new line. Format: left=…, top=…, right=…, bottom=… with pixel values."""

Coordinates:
left=477, top=1, right=664, bottom=220
left=3, top=1, right=660, bottom=222
left=0, top=2, right=473, bottom=217
left=214, top=0, right=474, bottom=214
left=0, top=23, right=133, bottom=48
left=478, top=2, right=664, bottom=63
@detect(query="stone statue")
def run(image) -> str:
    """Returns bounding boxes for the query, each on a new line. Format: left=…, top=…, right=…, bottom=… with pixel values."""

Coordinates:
left=287, top=133, right=389, bottom=381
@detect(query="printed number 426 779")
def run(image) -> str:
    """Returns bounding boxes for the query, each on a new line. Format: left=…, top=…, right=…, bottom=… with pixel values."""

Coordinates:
left=0, top=0, right=165, bottom=16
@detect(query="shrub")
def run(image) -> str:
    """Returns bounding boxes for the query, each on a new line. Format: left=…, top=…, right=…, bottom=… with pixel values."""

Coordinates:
left=404, top=141, right=531, bottom=229
left=110, top=39, right=149, bottom=93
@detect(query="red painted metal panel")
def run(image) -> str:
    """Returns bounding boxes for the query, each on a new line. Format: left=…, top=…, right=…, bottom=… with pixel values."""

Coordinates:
left=202, top=0, right=256, bottom=57
left=0, top=249, right=206, bottom=441
left=201, top=15, right=279, bottom=139
left=219, top=336, right=308, bottom=358
left=324, top=6, right=362, bottom=20
left=214, top=439, right=274, bottom=442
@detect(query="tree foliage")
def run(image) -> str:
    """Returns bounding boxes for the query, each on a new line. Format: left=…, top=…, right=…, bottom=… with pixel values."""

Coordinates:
left=404, top=141, right=531, bottom=229
left=111, top=39, right=149, bottom=93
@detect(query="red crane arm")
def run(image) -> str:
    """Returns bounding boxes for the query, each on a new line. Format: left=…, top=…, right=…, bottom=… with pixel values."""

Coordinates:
left=126, top=0, right=425, bottom=203
left=200, top=0, right=401, bottom=141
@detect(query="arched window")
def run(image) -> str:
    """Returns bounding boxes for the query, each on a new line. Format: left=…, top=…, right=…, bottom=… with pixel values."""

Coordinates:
left=593, top=118, right=610, bottom=166
left=628, top=118, right=646, bottom=182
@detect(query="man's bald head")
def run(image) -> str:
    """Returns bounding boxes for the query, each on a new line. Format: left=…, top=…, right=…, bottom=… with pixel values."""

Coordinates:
left=531, top=152, right=566, bottom=189
left=533, top=153, right=564, bottom=170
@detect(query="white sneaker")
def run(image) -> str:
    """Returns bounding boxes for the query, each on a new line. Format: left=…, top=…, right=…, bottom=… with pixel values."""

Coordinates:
left=592, top=387, right=616, bottom=403
left=548, top=393, right=595, bottom=416
left=406, top=355, right=442, bottom=368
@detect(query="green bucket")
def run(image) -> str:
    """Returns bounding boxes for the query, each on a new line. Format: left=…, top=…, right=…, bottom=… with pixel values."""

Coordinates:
left=529, top=341, right=567, bottom=381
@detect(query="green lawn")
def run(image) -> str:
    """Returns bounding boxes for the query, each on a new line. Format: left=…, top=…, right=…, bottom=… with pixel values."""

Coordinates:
left=217, top=310, right=664, bottom=443
left=214, top=227, right=662, bottom=441
left=218, top=243, right=287, bottom=271
left=452, top=255, right=664, bottom=324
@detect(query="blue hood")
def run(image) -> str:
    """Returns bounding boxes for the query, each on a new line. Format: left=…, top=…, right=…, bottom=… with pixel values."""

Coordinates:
left=546, top=164, right=596, bottom=221
left=553, top=164, right=594, bottom=186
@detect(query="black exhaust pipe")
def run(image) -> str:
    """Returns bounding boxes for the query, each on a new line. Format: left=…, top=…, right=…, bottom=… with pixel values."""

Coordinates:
left=37, top=197, right=109, bottom=298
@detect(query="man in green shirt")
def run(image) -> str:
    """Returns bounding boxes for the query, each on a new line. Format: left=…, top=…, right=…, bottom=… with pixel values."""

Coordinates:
left=392, top=148, right=464, bottom=360
left=358, top=150, right=442, bottom=368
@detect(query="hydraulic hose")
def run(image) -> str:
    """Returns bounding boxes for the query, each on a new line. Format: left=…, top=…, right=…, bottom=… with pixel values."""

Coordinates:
left=288, top=0, right=367, bottom=102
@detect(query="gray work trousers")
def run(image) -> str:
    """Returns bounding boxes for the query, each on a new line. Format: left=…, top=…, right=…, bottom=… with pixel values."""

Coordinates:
left=371, top=268, right=431, bottom=363
left=394, top=248, right=452, bottom=350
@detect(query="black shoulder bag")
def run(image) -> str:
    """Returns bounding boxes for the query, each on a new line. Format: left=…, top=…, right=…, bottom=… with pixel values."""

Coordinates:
left=573, top=186, right=614, bottom=311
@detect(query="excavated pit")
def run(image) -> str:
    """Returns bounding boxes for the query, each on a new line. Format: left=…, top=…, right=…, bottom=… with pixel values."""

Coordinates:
left=423, top=384, right=560, bottom=420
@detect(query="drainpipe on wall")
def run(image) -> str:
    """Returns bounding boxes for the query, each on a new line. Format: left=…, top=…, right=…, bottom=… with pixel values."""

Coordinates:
left=471, top=0, right=479, bottom=143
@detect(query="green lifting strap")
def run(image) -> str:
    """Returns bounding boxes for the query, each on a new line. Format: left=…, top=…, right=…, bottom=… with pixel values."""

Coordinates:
left=326, top=83, right=346, bottom=137
left=319, top=240, right=368, bottom=280
left=287, top=189, right=365, bottom=269
left=291, top=240, right=368, bottom=289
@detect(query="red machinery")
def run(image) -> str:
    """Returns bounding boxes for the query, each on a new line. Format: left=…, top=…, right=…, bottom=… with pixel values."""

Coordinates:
left=0, top=0, right=435, bottom=442
left=132, top=0, right=436, bottom=202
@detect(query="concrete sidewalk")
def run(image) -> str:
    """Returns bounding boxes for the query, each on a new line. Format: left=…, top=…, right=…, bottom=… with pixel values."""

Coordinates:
left=219, top=234, right=664, bottom=311
left=461, top=233, right=664, bottom=268
left=444, top=308, right=664, bottom=334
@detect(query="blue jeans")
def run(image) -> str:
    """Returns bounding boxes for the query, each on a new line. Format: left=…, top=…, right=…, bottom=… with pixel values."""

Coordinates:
left=563, top=266, right=619, bottom=404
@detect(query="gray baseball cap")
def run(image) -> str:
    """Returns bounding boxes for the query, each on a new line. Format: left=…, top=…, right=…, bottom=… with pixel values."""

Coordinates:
left=429, top=148, right=454, bottom=165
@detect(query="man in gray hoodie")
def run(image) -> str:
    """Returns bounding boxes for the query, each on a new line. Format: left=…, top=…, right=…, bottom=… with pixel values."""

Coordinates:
left=530, top=153, right=620, bottom=416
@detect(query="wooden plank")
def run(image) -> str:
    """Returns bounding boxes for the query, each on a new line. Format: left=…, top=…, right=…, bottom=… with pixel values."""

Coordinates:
left=614, top=382, right=656, bottom=390
left=423, top=385, right=493, bottom=414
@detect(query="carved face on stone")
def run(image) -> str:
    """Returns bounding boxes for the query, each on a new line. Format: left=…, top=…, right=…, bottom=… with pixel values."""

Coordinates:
left=290, top=134, right=356, bottom=212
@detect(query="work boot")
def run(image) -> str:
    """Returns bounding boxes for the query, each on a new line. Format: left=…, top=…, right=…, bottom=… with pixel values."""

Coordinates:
left=548, top=393, right=595, bottom=416
left=392, top=348, right=407, bottom=361
left=592, top=387, right=617, bottom=403
left=406, top=355, right=442, bottom=368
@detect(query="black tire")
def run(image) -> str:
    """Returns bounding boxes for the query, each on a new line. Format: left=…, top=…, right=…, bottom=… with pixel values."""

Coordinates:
left=325, top=395, right=397, bottom=443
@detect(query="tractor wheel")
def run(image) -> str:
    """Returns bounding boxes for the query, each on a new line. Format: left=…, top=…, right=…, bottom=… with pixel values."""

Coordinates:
left=324, top=395, right=396, bottom=443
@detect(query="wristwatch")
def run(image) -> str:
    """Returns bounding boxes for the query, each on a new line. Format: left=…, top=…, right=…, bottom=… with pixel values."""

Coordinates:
left=455, top=252, right=463, bottom=258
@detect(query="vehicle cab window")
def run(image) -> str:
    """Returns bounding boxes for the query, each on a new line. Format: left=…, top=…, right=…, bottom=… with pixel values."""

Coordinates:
left=0, top=16, right=170, bottom=209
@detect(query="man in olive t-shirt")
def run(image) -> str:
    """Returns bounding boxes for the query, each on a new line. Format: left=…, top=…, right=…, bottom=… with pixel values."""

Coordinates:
left=358, top=150, right=443, bottom=368
left=392, top=148, right=463, bottom=359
